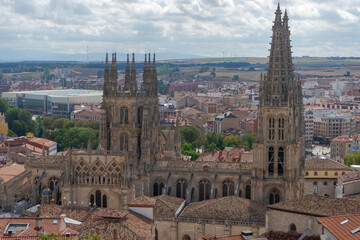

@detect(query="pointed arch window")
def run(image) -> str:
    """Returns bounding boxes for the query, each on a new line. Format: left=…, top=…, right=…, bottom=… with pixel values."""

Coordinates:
left=222, top=179, right=235, bottom=197
left=278, top=117, right=284, bottom=141
left=102, top=195, right=107, bottom=208
left=268, top=147, right=275, bottom=176
left=49, top=177, right=58, bottom=191
left=278, top=147, right=284, bottom=176
left=245, top=184, right=251, bottom=199
left=269, top=188, right=280, bottom=204
left=90, top=194, right=94, bottom=206
left=120, top=133, right=128, bottom=151
left=153, top=179, right=164, bottom=196
left=268, top=117, right=275, bottom=140
left=137, top=106, right=143, bottom=125
left=199, top=179, right=211, bottom=201
left=176, top=178, right=188, bottom=199
left=120, top=107, right=129, bottom=124
left=95, top=190, right=101, bottom=207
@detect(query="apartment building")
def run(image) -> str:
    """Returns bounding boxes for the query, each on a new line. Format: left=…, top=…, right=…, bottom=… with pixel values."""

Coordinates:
left=331, top=134, right=360, bottom=162
left=304, top=109, right=314, bottom=148
left=313, top=115, right=355, bottom=142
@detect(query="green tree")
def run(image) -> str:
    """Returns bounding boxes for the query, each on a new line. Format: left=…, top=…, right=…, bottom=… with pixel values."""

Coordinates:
left=53, top=118, right=69, bottom=129
left=224, top=136, right=240, bottom=147
left=344, top=152, right=360, bottom=166
left=181, top=126, right=200, bottom=143
left=0, top=98, right=9, bottom=114
left=5, top=107, right=35, bottom=136
left=204, top=132, right=224, bottom=152
left=232, top=75, right=239, bottom=81
left=43, top=116, right=54, bottom=128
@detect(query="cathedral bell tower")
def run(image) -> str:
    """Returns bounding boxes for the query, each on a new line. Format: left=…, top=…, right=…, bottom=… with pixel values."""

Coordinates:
left=252, top=4, right=305, bottom=204
left=99, top=53, right=160, bottom=173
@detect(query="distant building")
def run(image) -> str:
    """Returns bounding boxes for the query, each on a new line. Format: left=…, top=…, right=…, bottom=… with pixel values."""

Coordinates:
left=0, top=113, right=8, bottom=137
left=304, top=109, right=314, bottom=148
left=2, top=89, right=102, bottom=118
left=331, top=134, right=360, bottom=162
left=214, top=112, right=239, bottom=134
left=304, top=157, right=351, bottom=197
left=335, top=171, right=360, bottom=199
left=313, top=115, right=355, bottom=142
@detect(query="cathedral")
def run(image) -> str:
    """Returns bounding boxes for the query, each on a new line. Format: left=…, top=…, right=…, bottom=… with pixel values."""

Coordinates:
left=19, top=5, right=305, bottom=210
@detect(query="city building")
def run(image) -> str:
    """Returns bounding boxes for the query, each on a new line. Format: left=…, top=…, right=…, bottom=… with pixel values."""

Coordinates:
left=304, top=157, right=351, bottom=197
left=335, top=171, right=360, bottom=199
left=2, top=89, right=102, bottom=118
left=304, top=109, right=314, bottom=148
left=0, top=113, right=8, bottom=137
left=317, top=214, right=360, bottom=240
left=331, top=134, right=360, bottom=162
left=313, top=115, right=355, bottom=142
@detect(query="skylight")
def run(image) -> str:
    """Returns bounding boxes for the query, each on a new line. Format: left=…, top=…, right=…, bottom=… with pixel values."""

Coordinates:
left=350, top=226, right=360, bottom=235
left=339, top=219, right=349, bottom=225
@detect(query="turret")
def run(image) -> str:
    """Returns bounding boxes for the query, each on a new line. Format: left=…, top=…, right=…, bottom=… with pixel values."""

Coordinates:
left=110, top=53, right=118, bottom=96
left=103, top=53, right=109, bottom=97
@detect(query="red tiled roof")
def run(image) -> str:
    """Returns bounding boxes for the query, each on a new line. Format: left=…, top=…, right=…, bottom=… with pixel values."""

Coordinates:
left=269, top=195, right=360, bottom=217
left=317, top=214, right=360, bottom=240
left=0, top=164, right=26, bottom=183
left=305, top=158, right=350, bottom=171
left=339, top=171, right=360, bottom=184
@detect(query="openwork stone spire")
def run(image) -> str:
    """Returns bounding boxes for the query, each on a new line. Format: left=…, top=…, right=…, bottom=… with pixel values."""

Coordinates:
left=261, top=5, right=298, bottom=107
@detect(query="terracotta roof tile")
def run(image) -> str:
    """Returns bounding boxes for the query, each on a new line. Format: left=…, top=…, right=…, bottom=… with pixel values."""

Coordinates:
left=0, top=164, right=26, bottom=183
left=317, top=214, right=360, bottom=240
left=180, top=196, right=266, bottom=223
left=305, top=158, right=350, bottom=171
left=269, top=195, right=360, bottom=217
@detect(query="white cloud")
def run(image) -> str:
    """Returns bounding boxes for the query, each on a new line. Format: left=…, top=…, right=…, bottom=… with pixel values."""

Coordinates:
left=0, top=0, right=359, bottom=60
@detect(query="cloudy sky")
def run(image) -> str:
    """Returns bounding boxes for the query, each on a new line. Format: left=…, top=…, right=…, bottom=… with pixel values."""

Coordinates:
left=1, top=0, right=360, bottom=61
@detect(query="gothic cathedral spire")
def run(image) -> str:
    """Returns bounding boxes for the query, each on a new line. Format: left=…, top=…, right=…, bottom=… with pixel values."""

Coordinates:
left=252, top=5, right=305, bottom=204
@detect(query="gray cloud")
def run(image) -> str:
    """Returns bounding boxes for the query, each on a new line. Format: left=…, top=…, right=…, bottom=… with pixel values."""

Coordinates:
left=0, top=0, right=359, bottom=60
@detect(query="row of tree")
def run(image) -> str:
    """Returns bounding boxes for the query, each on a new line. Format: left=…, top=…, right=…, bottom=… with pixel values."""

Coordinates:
left=0, top=99, right=98, bottom=151
left=180, top=126, right=255, bottom=160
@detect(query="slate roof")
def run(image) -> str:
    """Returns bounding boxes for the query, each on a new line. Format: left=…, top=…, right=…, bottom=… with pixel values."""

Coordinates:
left=180, top=196, right=266, bottom=223
left=269, top=195, right=360, bottom=217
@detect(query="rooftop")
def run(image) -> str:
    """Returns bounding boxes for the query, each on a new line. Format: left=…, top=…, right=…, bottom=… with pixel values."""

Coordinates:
left=305, top=157, right=350, bottom=171
left=0, top=164, right=26, bottom=183
left=317, top=214, right=360, bottom=240
left=180, top=196, right=266, bottom=223
left=269, top=195, right=360, bottom=217
left=4, top=89, right=102, bottom=98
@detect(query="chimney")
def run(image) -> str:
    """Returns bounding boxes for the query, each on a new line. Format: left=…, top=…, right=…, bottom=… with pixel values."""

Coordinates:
left=35, top=218, right=43, bottom=230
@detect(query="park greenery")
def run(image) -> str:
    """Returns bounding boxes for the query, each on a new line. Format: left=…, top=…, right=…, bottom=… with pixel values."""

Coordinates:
left=0, top=99, right=98, bottom=151
left=180, top=126, right=255, bottom=160
left=344, top=152, right=360, bottom=166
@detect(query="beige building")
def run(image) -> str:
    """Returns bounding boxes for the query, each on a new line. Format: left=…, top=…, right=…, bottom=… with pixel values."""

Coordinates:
left=304, top=157, right=351, bottom=197
left=314, top=115, right=355, bottom=142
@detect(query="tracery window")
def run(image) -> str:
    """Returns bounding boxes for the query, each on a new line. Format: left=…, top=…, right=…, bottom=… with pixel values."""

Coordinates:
left=91, top=160, right=105, bottom=184
left=278, top=117, right=284, bottom=141
left=222, top=179, right=235, bottom=197
left=269, top=188, right=280, bottom=204
left=49, top=177, right=58, bottom=191
left=120, top=133, right=129, bottom=151
left=199, top=179, right=211, bottom=201
left=176, top=178, right=188, bottom=199
left=268, top=147, right=275, bottom=175
left=107, top=161, right=122, bottom=185
left=153, top=179, right=164, bottom=196
left=120, top=106, right=129, bottom=124
left=268, top=117, right=275, bottom=140
left=278, top=147, right=284, bottom=176
left=75, top=160, right=89, bottom=184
